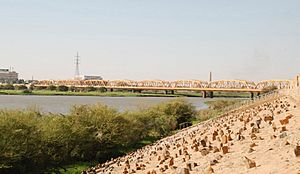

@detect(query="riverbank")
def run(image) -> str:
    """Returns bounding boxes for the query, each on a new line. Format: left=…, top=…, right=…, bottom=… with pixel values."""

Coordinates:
left=0, top=98, right=239, bottom=174
left=0, top=89, right=251, bottom=98
left=86, top=96, right=299, bottom=174
left=59, top=99, right=240, bottom=174
left=0, top=90, right=180, bottom=97
left=0, top=99, right=196, bottom=173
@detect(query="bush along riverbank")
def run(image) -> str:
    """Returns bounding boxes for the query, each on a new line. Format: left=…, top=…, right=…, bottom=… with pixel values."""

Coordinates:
left=0, top=98, right=239, bottom=174
left=194, top=99, right=240, bottom=123
left=0, top=99, right=196, bottom=173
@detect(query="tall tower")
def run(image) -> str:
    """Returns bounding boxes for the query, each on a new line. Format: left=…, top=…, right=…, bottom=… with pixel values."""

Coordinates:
left=75, top=52, right=80, bottom=79
left=209, top=71, right=212, bottom=82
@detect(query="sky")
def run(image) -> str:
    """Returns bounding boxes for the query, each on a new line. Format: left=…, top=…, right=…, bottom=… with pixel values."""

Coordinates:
left=1, top=0, right=300, bottom=82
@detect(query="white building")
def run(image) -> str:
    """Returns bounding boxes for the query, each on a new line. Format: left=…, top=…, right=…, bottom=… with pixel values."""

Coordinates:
left=83, top=75, right=103, bottom=80
left=0, top=69, right=18, bottom=83
left=75, top=75, right=103, bottom=80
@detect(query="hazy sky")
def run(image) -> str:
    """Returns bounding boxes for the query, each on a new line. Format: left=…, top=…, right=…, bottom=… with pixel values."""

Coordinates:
left=1, top=0, right=300, bottom=81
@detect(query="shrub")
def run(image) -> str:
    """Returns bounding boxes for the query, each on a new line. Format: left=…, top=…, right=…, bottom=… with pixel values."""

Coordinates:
left=68, top=104, right=133, bottom=161
left=98, top=87, right=107, bottom=93
left=34, top=86, right=47, bottom=90
left=85, top=86, right=96, bottom=92
left=129, top=98, right=196, bottom=136
left=0, top=110, right=44, bottom=173
left=38, top=115, right=74, bottom=165
left=197, top=109, right=220, bottom=122
left=15, top=85, right=28, bottom=90
left=0, top=98, right=196, bottom=173
left=196, top=100, right=239, bottom=123
left=0, top=84, right=15, bottom=90
left=22, top=89, right=32, bottom=94
left=57, top=85, right=69, bottom=92
left=69, top=86, right=76, bottom=92
left=206, top=100, right=238, bottom=110
left=16, top=79, right=25, bottom=84
left=261, top=86, right=278, bottom=94
left=154, top=98, right=196, bottom=126
left=47, top=85, right=57, bottom=91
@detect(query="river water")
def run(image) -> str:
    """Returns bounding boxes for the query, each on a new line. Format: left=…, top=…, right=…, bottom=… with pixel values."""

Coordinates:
left=0, top=95, right=216, bottom=114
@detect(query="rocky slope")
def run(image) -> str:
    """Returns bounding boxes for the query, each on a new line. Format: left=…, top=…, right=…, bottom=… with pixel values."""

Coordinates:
left=85, top=96, right=300, bottom=174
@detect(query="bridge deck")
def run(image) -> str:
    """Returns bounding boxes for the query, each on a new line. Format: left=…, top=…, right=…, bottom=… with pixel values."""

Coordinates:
left=35, top=84, right=261, bottom=93
left=105, top=86, right=262, bottom=92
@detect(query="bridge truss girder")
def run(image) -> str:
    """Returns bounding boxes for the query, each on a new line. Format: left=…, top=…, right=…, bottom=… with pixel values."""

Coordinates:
left=34, top=79, right=292, bottom=90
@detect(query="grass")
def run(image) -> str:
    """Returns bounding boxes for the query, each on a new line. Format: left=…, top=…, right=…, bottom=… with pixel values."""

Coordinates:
left=192, top=99, right=242, bottom=124
left=58, top=162, right=96, bottom=174
left=120, top=136, right=158, bottom=154
left=56, top=137, right=158, bottom=174
left=0, top=89, right=253, bottom=98
left=0, top=90, right=26, bottom=95
left=212, top=91, right=251, bottom=98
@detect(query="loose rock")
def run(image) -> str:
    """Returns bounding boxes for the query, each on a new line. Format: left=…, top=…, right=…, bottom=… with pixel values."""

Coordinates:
left=243, top=156, right=256, bottom=169
left=294, top=146, right=300, bottom=157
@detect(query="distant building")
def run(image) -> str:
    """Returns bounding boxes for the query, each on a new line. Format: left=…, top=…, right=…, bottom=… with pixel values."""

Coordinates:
left=82, top=75, right=103, bottom=80
left=74, top=75, right=103, bottom=80
left=0, top=69, right=18, bottom=83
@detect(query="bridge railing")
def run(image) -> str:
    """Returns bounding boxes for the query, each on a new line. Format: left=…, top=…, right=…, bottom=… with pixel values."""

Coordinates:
left=280, top=85, right=300, bottom=103
left=223, top=90, right=280, bottom=113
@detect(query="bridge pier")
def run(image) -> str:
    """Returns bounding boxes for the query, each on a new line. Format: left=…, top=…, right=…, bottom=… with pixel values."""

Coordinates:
left=164, top=90, right=175, bottom=95
left=202, top=91, right=207, bottom=98
left=110, top=88, right=113, bottom=92
left=208, top=91, right=213, bottom=98
left=250, top=92, right=254, bottom=99
left=131, top=90, right=142, bottom=93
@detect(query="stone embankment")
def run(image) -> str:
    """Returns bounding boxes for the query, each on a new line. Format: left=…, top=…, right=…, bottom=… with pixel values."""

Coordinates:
left=85, top=87, right=300, bottom=173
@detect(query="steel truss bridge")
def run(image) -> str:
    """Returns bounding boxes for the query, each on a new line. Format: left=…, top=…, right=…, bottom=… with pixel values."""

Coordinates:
left=35, top=79, right=291, bottom=98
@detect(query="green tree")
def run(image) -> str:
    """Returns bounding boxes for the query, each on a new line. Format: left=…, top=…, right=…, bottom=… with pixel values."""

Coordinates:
left=47, top=85, right=57, bottom=91
left=98, top=87, right=107, bottom=93
left=69, top=86, right=76, bottom=92
left=57, top=85, right=69, bottom=92
left=0, top=84, right=15, bottom=90
left=85, top=87, right=96, bottom=92
left=34, top=86, right=47, bottom=90
left=261, top=86, right=278, bottom=94
left=15, top=85, right=28, bottom=90
left=68, top=104, right=132, bottom=161
left=0, top=110, right=43, bottom=173
left=155, top=98, right=196, bottom=126
left=0, top=98, right=196, bottom=173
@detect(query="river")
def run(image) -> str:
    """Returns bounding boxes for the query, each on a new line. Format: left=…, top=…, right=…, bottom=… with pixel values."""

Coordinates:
left=0, top=95, right=217, bottom=114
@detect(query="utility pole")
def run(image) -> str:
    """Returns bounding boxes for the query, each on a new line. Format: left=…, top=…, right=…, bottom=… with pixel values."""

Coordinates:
left=209, top=71, right=212, bottom=82
left=75, top=52, right=80, bottom=79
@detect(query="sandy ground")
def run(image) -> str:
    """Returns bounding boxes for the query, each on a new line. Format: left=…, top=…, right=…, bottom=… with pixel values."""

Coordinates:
left=85, top=95, right=300, bottom=174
